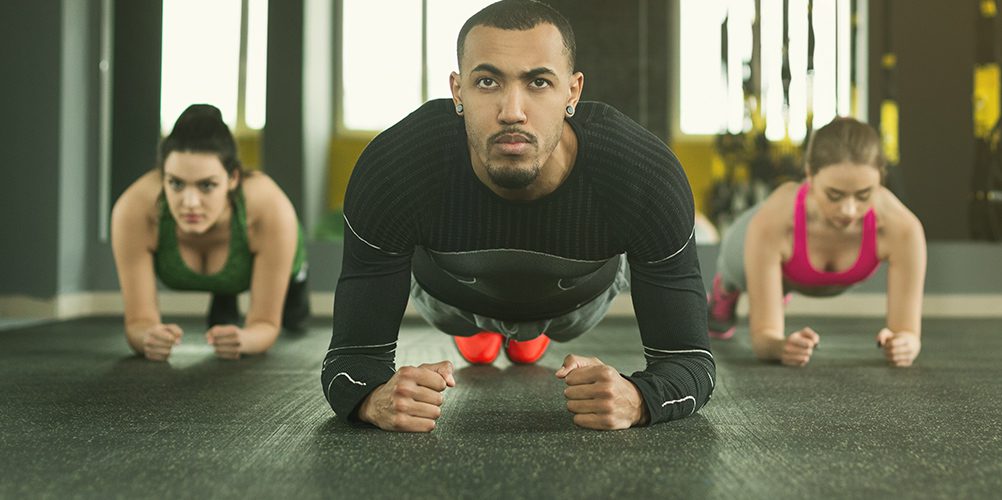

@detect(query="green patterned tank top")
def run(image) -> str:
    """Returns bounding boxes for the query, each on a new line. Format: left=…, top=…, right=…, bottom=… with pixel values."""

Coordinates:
left=154, top=189, right=306, bottom=294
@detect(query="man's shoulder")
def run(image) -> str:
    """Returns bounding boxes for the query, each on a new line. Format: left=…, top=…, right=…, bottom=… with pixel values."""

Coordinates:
left=380, top=98, right=458, bottom=136
left=352, top=99, right=460, bottom=177
left=406, top=98, right=458, bottom=124
left=574, top=101, right=626, bottom=127
left=575, top=101, right=672, bottom=158
left=575, top=102, right=683, bottom=182
left=574, top=102, right=692, bottom=223
left=574, top=101, right=651, bottom=131
left=363, top=99, right=461, bottom=155
left=344, top=100, right=455, bottom=221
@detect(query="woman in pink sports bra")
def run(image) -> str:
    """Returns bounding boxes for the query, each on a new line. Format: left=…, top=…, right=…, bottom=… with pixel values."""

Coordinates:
left=707, top=117, right=927, bottom=367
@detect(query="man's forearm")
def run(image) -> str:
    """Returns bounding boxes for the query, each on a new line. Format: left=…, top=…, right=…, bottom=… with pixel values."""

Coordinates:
left=624, top=378, right=651, bottom=426
left=626, top=355, right=715, bottom=425
left=321, top=351, right=394, bottom=422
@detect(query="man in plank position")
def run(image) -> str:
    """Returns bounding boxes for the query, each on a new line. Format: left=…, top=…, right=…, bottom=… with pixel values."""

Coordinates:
left=322, top=0, right=714, bottom=432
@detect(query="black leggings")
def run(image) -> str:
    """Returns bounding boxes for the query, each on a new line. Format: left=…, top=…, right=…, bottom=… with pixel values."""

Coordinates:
left=207, top=272, right=310, bottom=330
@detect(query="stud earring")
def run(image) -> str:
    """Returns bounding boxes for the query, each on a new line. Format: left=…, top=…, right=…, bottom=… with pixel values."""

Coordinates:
left=455, top=103, right=464, bottom=115
left=565, top=105, right=575, bottom=117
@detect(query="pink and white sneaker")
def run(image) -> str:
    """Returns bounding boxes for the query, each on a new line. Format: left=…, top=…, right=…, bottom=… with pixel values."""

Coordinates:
left=707, top=275, right=740, bottom=339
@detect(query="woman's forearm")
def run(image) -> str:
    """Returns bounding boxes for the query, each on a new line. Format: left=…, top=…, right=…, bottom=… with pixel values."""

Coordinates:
left=240, top=321, right=281, bottom=354
left=750, top=331, right=785, bottom=361
left=124, top=319, right=157, bottom=353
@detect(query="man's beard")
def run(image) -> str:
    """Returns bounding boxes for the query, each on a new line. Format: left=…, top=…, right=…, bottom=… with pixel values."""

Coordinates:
left=484, top=160, right=541, bottom=189
left=480, top=126, right=548, bottom=190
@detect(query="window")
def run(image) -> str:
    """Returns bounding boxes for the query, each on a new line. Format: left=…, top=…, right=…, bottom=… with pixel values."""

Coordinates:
left=425, top=0, right=497, bottom=100
left=677, top=0, right=858, bottom=141
left=340, top=0, right=495, bottom=132
left=340, top=1, right=422, bottom=131
left=160, top=0, right=268, bottom=133
left=678, top=2, right=729, bottom=135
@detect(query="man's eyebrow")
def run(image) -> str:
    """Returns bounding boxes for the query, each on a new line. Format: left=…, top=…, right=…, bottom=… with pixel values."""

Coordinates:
left=468, top=64, right=558, bottom=80
left=523, top=67, right=557, bottom=79
left=470, top=63, right=504, bottom=75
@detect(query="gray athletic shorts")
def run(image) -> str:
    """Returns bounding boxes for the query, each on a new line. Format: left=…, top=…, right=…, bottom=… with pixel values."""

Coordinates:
left=409, top=255, right=629, bottom=343
left=716, top=203, right=763, bottom=292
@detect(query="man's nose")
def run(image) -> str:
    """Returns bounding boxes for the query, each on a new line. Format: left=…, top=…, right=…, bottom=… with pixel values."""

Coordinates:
left=498, top=88, right=527, bottom=124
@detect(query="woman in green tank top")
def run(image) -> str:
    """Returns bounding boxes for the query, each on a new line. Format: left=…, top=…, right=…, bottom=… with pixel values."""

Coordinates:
left=111, top=104, right=309, bottom=362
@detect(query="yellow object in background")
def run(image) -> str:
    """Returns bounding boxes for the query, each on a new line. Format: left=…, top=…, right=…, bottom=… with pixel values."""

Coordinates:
left=881, top=53, right=896, bottom=70
left=236, top=134, right=261, bottom=171
left=981, top=0, right=997, bottom=17
left=327, top=135, right=375, bottom=211
left=973, top=63, right=1001, bottom=140
left=672, top=141, right=717, bottom=215
left=880, top=99, right=900, bottom=165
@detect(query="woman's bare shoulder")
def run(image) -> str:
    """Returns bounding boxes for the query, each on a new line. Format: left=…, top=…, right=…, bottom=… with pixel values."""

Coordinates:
left=875, top=186, right=924, bottom=241
left=241, top=172, right=298, bottom=230
left=111, top=170, right=161, bottom=249
left=113, top=170, right=161, bottom=222
left=752, top=181, right=800, bottom=229
left=242, top=172, right=291, bottom=210
left=768, top=181, right=802, bottom=203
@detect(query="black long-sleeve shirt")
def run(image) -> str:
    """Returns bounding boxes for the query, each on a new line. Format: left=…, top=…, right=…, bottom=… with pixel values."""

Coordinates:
left=322, top=99, right=714, bottom=425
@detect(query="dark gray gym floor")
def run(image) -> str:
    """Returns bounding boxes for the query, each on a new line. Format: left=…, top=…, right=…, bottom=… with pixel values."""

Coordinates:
left=1, top=315, right=1000, bottom=498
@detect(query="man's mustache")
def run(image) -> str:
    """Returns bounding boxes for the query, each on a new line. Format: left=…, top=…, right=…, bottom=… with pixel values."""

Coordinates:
left=489, top=128, right=537, bottom=145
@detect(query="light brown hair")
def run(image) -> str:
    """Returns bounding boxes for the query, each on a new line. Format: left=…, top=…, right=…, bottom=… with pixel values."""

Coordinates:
left=805, top=117, right=886, bottom=179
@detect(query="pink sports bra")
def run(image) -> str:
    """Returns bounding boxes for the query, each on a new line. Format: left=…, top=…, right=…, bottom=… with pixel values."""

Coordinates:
left=781, top=182, right=880, bottom=287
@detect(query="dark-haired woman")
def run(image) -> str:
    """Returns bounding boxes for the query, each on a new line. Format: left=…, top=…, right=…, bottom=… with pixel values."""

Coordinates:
left=112, top=104, right=309, bottom=361
left=707, top=117, right=926, bottom=367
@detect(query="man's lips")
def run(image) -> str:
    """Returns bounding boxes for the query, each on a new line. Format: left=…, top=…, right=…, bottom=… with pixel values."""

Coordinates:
left=494, top=133, right=530, bottom=144
left=492, top=132, right=534, bottom=155
left=494, top=142, right=530, bottom=155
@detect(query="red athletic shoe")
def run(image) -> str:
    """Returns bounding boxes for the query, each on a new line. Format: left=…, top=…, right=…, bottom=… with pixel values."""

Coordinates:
left=454, top=332, right=503, bottom=364
left=505, top=334, right=551, bottom=364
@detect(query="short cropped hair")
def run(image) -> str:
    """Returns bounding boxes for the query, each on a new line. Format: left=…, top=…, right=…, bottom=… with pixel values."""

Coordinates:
left=456, top=0, right=576, bottom=72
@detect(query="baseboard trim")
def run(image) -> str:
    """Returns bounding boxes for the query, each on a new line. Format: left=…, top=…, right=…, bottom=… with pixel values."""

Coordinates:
left=0, top=292, right=340, bottom=320
left=1, top=292, right=1000, bottom=321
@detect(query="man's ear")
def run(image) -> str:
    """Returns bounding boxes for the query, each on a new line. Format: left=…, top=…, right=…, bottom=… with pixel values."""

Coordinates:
left=568, top=71, right=585, bottom=109
left=450, top=71, right=462, bottom=108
